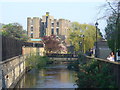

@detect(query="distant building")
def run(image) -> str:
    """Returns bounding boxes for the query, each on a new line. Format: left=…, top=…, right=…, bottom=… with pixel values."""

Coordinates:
left=27, top=12, right=71, bottom=40
left=96, top=39, right=111, bottom=59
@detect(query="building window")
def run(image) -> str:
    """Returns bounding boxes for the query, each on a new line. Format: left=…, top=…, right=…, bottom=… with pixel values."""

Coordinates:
left=31, top=27, right=33, bottom=31
left=42, top=22, right=44, bottom=25
left=51, top=29, right=54, bottom=35
left=52, top=23, right=54, bottom=27
left=31, top=33, right=33, bottom=38
left=56, top=28, right=59, bottom=35
left=46, top=16, right=48, bottom=28
left=57, top=22, right=59, bottom=27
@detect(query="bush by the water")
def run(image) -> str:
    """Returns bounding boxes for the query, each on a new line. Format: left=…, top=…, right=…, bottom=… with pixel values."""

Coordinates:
left=67, top=60, right=79, bottom=71
left=68, top=53, right=117, bottom=88
left=76, top=59, right=117, bottom=88
left=26, top=55, right=50, bottom=69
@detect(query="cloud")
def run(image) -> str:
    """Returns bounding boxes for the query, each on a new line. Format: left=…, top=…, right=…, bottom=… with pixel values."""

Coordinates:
left=1, top=0, right=106, bottom=3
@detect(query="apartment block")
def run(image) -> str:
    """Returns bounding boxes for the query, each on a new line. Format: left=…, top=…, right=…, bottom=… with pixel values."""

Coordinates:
left=27, top=12, right=71, bottom=40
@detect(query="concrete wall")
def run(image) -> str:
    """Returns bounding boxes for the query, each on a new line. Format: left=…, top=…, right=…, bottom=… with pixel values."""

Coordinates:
left=33, top=17, right=40, bottom=38
left=0, top=34, right=2, bottom=89
left=27, top=17, right=32, bottom=38
left=0, top=64, right=2, bottom=90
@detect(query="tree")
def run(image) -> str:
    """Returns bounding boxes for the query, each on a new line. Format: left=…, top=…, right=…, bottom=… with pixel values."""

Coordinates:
left=104, top=1, right=120, bottom=52
left=42, top=35, right=67, bottom=53
left=1, top=23, right=29, bottom=41
left=105, top=16, right=118, bottom=51
left=68, top=22, right=102, bottom=53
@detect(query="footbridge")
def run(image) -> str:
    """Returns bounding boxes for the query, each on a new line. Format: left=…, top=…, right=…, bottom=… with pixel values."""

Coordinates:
left=46, top=53, right=78, bottom=62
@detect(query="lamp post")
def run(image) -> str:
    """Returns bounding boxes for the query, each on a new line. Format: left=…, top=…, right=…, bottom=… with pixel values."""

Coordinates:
left=95, top=22, right=98, bottom=57
left=82, top=35, right=85, bottom=53
left=79, top=41, right=82, bottom=52
left=79, top=35, right=85, bottom=53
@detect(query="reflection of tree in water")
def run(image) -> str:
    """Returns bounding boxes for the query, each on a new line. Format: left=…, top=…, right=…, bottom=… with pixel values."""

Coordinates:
left=24, top=70, right=38, bottom=88
left=17, top=69, right=39, bottom=88
left=24, top=73, right=37, bottom=88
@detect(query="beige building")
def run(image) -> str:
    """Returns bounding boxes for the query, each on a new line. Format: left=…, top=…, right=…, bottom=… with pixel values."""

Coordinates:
left=27, top=12, right=71, bottom=40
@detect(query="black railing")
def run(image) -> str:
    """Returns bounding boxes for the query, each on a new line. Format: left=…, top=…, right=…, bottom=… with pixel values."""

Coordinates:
left=23, top=42, right=33, bottom=47
left=2, top=35, right=23, bottom=61
left=46, top=53, right=78, bottom=58
left=1, top=35, right=44, bottom=61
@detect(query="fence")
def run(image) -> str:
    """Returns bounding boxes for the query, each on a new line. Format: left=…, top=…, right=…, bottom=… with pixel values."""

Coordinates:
left=2, top=36, right=22, bottom=61
left=1, top=35, right=43, bottom=61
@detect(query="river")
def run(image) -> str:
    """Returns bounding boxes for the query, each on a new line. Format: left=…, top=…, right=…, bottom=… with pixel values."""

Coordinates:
left=15, top=64, right=78, bottom=88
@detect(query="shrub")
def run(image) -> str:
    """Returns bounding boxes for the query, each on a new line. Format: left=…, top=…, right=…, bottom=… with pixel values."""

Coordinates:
left=25, top=55, right=50, bottom=70
left=76, top=58, right=117, bottom=88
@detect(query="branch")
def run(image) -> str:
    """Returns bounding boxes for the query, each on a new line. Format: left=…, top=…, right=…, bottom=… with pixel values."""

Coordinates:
left=97, top=15, right=107, bottom=21
left=107, top=1, right=117, bottom=14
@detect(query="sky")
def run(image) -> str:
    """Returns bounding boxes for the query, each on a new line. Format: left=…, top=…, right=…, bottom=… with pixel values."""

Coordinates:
left=0, top=0, right=108, bottom=35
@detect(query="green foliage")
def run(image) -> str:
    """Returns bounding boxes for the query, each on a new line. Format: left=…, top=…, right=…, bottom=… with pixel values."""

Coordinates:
left=75, top=57, right=117, bottom=88
left=0, top=29, right=8, bottom=36
left=68, top=22, right=102, bottom=52
left=67, top=60, right=79, bottom=71
left=105, top=15, right=120, bottom=51
left=25, top=55, right=50, bottom=69
left=2, top=23, right=29, bottom=41
left=104, top=1, right=120, bottom=52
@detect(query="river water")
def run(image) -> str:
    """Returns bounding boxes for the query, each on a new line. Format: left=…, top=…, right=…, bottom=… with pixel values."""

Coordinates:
left=15, top=64, right=78, bottom=88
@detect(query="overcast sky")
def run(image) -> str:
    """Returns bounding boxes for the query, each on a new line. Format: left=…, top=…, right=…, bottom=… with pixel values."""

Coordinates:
left=0, top=0, right=107, bottom=35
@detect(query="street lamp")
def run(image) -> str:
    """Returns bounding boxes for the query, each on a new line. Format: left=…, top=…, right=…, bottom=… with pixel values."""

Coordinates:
left=95, top=22, right=98, bottom=57
left=79, top=41, right=82, bottom=53
left=82, top=35, right=85, bottom=53
left=79, top=35, right=85, bottom=53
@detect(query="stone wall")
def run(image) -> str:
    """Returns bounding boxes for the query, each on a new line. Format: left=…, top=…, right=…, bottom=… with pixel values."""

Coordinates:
left=0, top=46, right=44, bottom=89
left=0, top=55, right=29, bottom=88
left=97, top=40, right=111, bottom=59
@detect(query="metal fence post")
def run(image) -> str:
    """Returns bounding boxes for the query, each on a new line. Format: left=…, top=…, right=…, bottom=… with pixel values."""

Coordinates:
left=2, top=70, right=7, bottom=89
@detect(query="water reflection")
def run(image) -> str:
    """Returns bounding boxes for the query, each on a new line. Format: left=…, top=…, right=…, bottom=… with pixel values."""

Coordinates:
left=15, top=64, right=77, bottom=88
